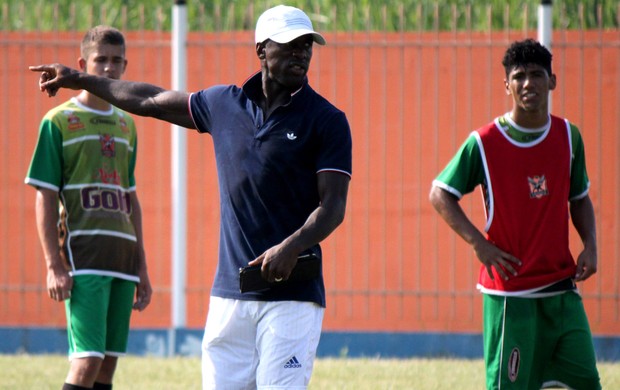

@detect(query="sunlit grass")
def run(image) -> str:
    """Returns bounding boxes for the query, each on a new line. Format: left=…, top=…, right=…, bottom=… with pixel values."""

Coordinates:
left=2, top=355, right=619, bottom=390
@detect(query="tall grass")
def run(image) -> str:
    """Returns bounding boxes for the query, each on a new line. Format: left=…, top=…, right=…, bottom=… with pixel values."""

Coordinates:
left=1, top=355, right=619, bottom=389
left=1, top=0, right=618, bottom=32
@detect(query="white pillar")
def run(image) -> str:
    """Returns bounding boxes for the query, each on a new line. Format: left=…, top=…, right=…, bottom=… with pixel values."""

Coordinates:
left=538, top=0, right=553, bottom=110
left=170, top=0, right=187, bottom=355
left=538, top=0, right=553, bottom=49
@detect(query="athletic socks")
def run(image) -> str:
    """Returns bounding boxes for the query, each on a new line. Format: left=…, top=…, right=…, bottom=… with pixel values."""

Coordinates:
left=62, top=384, right=91, bottom=390
left=61, top=382, right=112, bottom=390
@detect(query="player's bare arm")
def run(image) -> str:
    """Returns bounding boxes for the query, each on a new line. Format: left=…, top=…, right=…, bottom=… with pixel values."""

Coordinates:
left=249, top=171, right=350, bottom=282
left=429, top=185, right=521, bottom=280
left=35, top=188, right=73, bottom=302
left=29, top=63, right=196, bottom=129
left=570, top=195, right=598, bottom=281
left=129, top=192, right=152, bottom=311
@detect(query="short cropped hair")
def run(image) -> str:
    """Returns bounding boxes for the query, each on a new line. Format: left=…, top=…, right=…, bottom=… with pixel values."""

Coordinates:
left=81, top=25, right=125, bottom=59
left=502, top=38, right=552, bottom=77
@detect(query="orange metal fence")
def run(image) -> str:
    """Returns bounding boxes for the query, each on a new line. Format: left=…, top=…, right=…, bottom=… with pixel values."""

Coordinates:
left=1, top=25, right=619, bottom=336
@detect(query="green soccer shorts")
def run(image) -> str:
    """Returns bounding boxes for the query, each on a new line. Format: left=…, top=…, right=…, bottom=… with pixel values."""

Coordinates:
left=482, top=291, right=601, bottom=390
left=65, top=274, right=136, bottom=359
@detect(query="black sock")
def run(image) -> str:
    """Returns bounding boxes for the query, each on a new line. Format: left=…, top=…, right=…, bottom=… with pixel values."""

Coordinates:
left=62, top=384, right=91, bottom=390
left=92, top=383, right=112, bottom=390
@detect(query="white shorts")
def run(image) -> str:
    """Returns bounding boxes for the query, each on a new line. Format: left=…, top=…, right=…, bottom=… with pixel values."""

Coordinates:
left=202, top=297, right=325, bottom=390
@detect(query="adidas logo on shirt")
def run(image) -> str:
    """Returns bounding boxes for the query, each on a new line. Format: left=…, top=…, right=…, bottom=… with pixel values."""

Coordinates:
left=284, top=356, right=302, bottom=369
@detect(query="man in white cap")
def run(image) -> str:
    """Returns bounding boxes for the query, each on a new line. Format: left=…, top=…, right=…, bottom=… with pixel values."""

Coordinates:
left=31, top=5, right=352, bottom=389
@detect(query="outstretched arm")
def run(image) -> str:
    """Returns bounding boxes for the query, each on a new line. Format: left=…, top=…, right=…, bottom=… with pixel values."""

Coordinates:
left=29, top=63, right=196, bottom=129
left=429, top=185, right=521, bottom=280
left=570, top=195, right=597, bottom=282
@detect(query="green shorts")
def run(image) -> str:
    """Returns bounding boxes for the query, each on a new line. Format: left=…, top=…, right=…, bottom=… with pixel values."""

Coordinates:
left=65, top=275, right=136, bottom=359
left=482, top=292, right=600, bottom=390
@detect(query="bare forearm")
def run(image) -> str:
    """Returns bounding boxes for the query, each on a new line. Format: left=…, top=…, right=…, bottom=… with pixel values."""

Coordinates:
left=283, top=202, right=346, bottom=254
left=36, top=189, right=73, bottom=300
left=429, top=186, right=486, bottom=248
left=570, top=196, right=597, bottom=250
left=35, top=190, right=63, bottom=270
left=75, top=73, right=166, bottom=117
left=283, top=173, right=349, bottom=254
left=429, top=185, right=521, bottom=279
left=129, top=192, right=147, bottom=268
left=129, top=192, right=152, bottom=310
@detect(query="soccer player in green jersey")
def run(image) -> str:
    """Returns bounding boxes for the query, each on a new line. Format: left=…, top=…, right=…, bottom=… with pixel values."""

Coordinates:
left=25, top=26, right=152, bottom=390
left=430, top=39, right=600, bottom=389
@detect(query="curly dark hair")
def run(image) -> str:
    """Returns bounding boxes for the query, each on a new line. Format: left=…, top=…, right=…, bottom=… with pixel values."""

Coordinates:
left=502, top=38, right=552, bottom=77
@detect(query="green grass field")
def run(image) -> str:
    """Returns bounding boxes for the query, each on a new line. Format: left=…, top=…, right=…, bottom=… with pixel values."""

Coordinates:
left=1, top=355, right=619, bottom=389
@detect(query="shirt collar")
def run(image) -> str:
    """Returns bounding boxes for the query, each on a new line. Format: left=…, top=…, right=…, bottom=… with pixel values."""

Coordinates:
left=242, top=71, right=308, bottom=106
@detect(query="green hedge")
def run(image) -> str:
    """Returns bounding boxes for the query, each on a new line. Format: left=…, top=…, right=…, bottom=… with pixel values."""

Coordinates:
left=1, top=0, right=617, bottom=32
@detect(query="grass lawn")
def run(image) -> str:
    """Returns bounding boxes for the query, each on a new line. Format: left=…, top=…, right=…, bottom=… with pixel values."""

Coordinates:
left=1, top=355, right=619, bottom=389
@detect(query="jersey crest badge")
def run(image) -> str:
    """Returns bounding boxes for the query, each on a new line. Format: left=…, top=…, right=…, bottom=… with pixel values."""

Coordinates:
left=528, top=175, right=549, bottom=199
left=100, top=134, right=116, bottom=157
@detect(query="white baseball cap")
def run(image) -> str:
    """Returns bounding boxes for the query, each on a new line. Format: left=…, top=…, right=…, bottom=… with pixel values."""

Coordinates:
left=255, top=5, right=326, bottom=46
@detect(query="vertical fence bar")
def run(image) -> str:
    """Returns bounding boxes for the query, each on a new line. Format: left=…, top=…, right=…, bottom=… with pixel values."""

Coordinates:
left=448, top=4, right=458, bottom=321
left=414, top=2, right=423, bottom=321
left=616, top=3, right=620, bottom=322
left=594, top=3, right=604, bottom=324
left=431, top=2, right=440, bottom=319
left=380, top=4, right=388, bottom=320
left=465, top=2, right=476, bottom=323
left=0, top=2, right=10, bottom=320
left=346, top=1, right=355, bottom=320
left=397, top=1, right=405, bottom=320
left=363, top=3, right=371, bottom=319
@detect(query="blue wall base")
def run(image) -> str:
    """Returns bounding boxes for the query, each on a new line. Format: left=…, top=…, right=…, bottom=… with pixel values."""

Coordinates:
left=1, top=327, right=618, bottom=361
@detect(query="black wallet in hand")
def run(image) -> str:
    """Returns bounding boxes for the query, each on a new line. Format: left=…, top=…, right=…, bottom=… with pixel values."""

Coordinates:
left=239, top=253, right=321, bottom=293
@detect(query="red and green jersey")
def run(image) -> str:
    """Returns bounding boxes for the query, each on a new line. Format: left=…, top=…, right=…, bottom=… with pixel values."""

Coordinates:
left=25, top=98, right=140, bottom=281
left=433, top=114, right=590, bottom=295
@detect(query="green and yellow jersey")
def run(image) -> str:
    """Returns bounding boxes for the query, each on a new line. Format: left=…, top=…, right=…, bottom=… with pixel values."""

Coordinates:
left=25, top=97, right=140, bottom=281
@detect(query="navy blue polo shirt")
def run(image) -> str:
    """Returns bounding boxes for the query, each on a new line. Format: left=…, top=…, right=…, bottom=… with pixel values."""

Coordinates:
left=189, top=72, right=352, bottom=307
